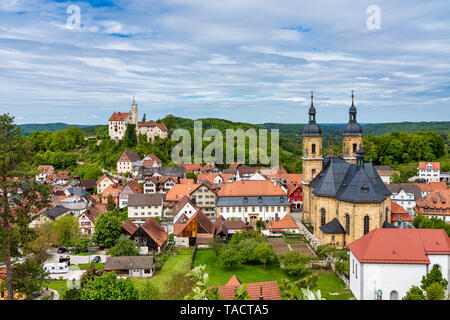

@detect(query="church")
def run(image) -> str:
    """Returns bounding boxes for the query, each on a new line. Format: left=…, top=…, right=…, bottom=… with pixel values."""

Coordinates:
left=301, top=91, right=393, bottom=248
left=108, top=99, right=168, bottom=142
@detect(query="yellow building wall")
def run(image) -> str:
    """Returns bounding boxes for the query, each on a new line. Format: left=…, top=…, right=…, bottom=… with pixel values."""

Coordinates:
left=342, top=135, right=363, bottom=164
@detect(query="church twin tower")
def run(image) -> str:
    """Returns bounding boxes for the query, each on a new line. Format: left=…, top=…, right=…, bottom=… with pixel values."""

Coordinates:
left=302, top=91, right=364, bottom=224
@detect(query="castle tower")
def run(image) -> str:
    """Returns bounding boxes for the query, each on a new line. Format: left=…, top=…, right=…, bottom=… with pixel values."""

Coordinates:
left=130, top=97, right=138, bottom=126
left=301, top=91, right=323, bottom=223
left=342, top=91, right=363, bottom=164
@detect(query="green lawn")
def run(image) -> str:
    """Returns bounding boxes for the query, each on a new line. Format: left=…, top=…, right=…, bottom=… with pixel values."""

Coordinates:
left=193, top=249, right=354, bottom=300
left=316, top=272, right=354, bottom=300
left=131, top=247, right=193, bottom=292
left=74, top=263, right=104, bottom=270
left=45, top=280, right=70, bottom=300
left=193, top=249, right=293, bottom=286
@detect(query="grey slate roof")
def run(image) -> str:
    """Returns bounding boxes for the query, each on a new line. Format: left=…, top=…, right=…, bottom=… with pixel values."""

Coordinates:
left=216, top=196, right=289, bottom=207
left=128, top=193, right=164, bottom=207
left=45, top=205, right=72, bottom=220
left=319, top=218, right=346, bottom=234
left=311, top=157, right=391, bottom=203
left=104, top=256, right=155, bottom=270
left=138, top=166, right=186, bottom=179
left=386, top=184, right=422, bottom=201
left=382, top=221, right=397, bottom=229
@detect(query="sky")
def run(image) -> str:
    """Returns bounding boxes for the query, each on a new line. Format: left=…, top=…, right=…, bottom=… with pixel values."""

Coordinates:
left=0, top=0, right=449, bottom=125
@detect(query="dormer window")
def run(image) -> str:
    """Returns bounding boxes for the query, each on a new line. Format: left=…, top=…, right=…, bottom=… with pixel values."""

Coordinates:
left=243, top=197, right=248, bottom=203
left=258, top=197, right=263, bottom=203
left=361, top=185, right=369, bottom=193
left=280, top=197, right=284, bottom=203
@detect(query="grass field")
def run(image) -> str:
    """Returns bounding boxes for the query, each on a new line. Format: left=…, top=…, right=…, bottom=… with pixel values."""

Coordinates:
left=131, top=247, right=193, bottom=292
left=193, top=249, right=353, bottom=300
left=45, top=280, right=70, bottom=300
left=74, top=263, right=104, bottom=270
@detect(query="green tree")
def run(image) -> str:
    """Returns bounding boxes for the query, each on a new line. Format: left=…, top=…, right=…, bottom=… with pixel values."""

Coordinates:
left=254, top=242, right=275, bottom=270
left=29, top=222, right=57, bottom=264
left=420, top=264, right=448, bottom=291
left=123, top=124, right=137, bottom=148
left=106, top=236, right=139, bottom=256
left=402, top=285, right=426, bottom=300
left=64, top=287, right=82, bottom=300
left=12, top=260, right=48, bottom=299
left=53, top=215, right=80, bottom=247
left=93, top=211, right=122, bottom=248
left=217, top=245, right=242, bottom=271
left=425, top=282, right=446, bottom=300
left=81, top=272, right=139, bottom=300
left=80, top=262, right=104, bottom=288
left=0, top=114, right=51, bottom=300
left=139, top=280, right=161, bottom=300
left=233, top=283, right=251, bottom=300
left=184, top=265, right=223, bottom=300
left=107, top=194, right=116, bottom=211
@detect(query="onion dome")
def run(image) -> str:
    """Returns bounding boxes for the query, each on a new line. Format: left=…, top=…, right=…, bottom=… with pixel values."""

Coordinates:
left=343, top=91, right=363, bottom=136
left=303, top=91, right=322, bottom=137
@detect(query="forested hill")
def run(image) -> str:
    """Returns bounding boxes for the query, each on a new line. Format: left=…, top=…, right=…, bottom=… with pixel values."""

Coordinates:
left=18, top=123, right=91, bottom=136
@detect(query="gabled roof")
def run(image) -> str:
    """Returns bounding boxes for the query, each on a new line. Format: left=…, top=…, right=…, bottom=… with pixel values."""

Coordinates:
left=415, top=182, right=447, bottom=193
left=218, top=181, right=287, bottom=197
left=173, top=209, right=215, bottom=236
left=44, top=205, right=71, bottom=220
left=109, top=112, right=129, bottom=121
left=128, top=193, right=164, bottom=207
left=217, top=276, right=281, bottom=300
left=267, top=214, right=299, bottom=230
left=80, top=179, right=97, bottom=190
left=319, top=218, right=346, bottom=234
left=119, top=150, right=141, bottom=163
left=121, top=220, right=138, bottom=235
left=348, top=228, right=450, bottom=264
left=415, top=189, right=450, bottom=215
left=136, top=218, right=168, bottom=247
left=138, top=166, right=186, bottom=178
left=391, top=201, right=408, bottom=214
left=137, top=121, right=167, bottom=131
left=172, top=196, right=198, bottom=216
left=197, top=173, right=234, bottom=184
left=96, top=175, right=120, bottom=185
left=166, top=184, right=201, bottom=201
left=102, top=184, right=124, bottom=198
left=104, top=256, right=155, bottom=271
left=178, top=163, right=202, bottom=172
left=418, top=162, right=440, bottom=170
left=82, top=203, right=107, bottom=222
left=387, top=184, right=422, bottom=201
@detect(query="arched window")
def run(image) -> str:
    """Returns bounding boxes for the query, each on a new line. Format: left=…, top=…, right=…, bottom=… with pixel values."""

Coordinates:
left=312, top=144, right=316, bottom=154
left=385, top=208, right=389, bottom=222
left=390, top=290, right=398, bottom=300
left=345, top=214, right=350, bottom=234
left=353, top=143, right=357, bottom=153
left=364, top=216, right=370, bottom=235
left=321, top=209, right=326, bottom=226
left=312, top=169, right=316, bottom=177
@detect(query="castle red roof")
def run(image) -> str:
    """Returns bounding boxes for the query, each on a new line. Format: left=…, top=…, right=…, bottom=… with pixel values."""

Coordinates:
left=109, top=112, right=129, bottom=121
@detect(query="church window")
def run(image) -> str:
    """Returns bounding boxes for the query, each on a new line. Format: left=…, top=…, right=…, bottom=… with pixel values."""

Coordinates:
left=353, top=143, right=357, bottom=153
left=312, top=169, right=316, bottom=177
left=312, top=144, right=316, bottom=154
left=390, top=291, right=399, bottom=300
left=321, top=209, right=326, bottom=226
left=345, top=214, right=350, bottom=234
left=364, top=216, right=370, bottom=235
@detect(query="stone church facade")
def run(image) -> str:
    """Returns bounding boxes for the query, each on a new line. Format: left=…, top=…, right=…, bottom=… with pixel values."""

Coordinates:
left=302, top=92, right=393, bottom=248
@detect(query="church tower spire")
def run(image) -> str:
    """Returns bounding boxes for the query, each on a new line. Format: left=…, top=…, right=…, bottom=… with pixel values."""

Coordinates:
left=342, top=91, right=363, bottom=164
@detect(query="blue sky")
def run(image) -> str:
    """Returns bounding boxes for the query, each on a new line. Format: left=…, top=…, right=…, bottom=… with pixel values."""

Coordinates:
left=0, top=0, right=449, bottom=125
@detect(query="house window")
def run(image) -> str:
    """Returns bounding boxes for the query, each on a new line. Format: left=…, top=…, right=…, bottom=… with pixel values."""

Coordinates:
left=345, top=214, right=350, bottom=234
left=364, top=216, right=370, bottom=235
left=321, top=209, right=326, bottom=226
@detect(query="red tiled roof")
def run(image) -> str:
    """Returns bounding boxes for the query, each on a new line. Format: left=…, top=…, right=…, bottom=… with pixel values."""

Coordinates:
left=173, top=209, right=215, bottom=236
left=348, top=228, right=450, bottom=264
left=109, top=112, right=129, bottom=121
left=217, top=276, right=281, bottom=300
left=178, top=164, right=202, bottom=172
left=415, top=189, right=450, bottom=215
left=138, top=121, right=168, bottom=131
left=122, top=220, right=138, bottom=235
left=218, top=180, right=287, bottom=197
left=418, top=162, right=440, bottom=170
left=166, top=184, right=201, bottom=201
left=267, top=214, right=298, bottom=230
left=197, top=173, right=233, bottom=184
left=415, top=182, right=447, bottom=192
left=391, top=201, right=408, bottom=214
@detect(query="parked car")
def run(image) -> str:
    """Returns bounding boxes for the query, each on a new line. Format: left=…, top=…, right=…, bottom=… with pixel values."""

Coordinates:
left=92, top=256, right=101, bottom=263
left=59, top=255, right=71, bottom=265
left=57, top=247, right=66, bottom=254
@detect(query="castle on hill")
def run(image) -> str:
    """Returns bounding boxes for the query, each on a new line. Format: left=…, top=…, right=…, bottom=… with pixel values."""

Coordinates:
left=108, top=98, right=168, bottom=142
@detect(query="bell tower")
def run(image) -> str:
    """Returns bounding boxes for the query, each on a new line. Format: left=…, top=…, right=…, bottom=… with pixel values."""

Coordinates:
left=301, top=91, right=323, bottom=223
left=342, top=91, right=363, bottom=164
left=131, top=97, right=138, bottom=126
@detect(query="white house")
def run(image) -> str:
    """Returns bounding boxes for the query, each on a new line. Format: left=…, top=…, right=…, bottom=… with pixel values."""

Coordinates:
left=348, top=228, right=450, bottom=300
left=418, top=162, right=441, bottom=183
left=127, top=193, right=164, bottom=226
